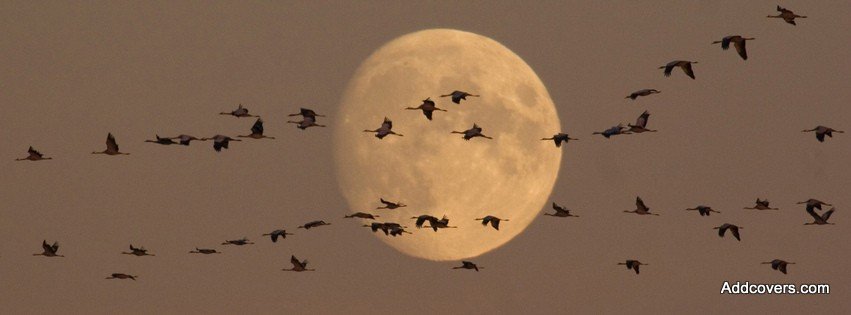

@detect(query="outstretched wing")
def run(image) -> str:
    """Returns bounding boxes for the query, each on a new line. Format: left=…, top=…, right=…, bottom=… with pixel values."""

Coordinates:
left=733, top=40, right=748, bottom=60
left=251, top=118, right=264, bottom=135
left=635, top=111, right=650, bottom=128
left=682, top=63, right=696, bottom=79
left=106, top=133, right=119, bottom=152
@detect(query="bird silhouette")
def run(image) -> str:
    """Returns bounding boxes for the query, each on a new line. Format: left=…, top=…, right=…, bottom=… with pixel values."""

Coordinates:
left=283, top=255, right=315, bottom=272
left=475, top=215, right=507, bottom=230
left=546, top=202, right=579, bottom=217
left=744, top=198, right=779, bottom=210
left=541, top=133, right=578, bottom=147
left=768, top=5, right=806, bottom=25
left=33, top=240, right=64, bottom=257
left=92, top=133, right=129, bottom=155
left=170, top=135, right=204, bottom=146
left=762, top=259, right=795, bottom=274
left=189, top=248, right=221, bottom=254
left=714, top=223, right=743, bottom=241
left=453, top=261, right=482, bottom=271
left=802, top=126, right=843, bottom=142
left=625, top=197, right=659, bottom=216
left=712, top=35, right=755, bottom=60
left=405, top=97, right=447, bottom=120
left=145, top=135, right=178, bottom=145
left=625, top=89, right=660, bottom=100
left=238, top=118, right=276, bottom=139
left=685, top=205, right=720, bottom=216
left=626, top=110, right=657, bottom=133
left=660, top=60, right=697, bottom=79
left=201, top=135, right=241, bottom=152
left=364, top=117, right=403, bottom=139
left=221, top=238, right=254, bottom=245
left=220, top=104, right=257, bottom=118
left=593, top=124, right=631, bottom=138
left=287, top=116, right=326, bottom=129
left=122, top=244, right=154, bottom=256
left=452, top=123, right=493, bottom=140
left=344, top=212, right=380, bottom=220
left=618, top=260, right=646, bottom=274
left=262, top=229, right=294, bottom=242
left=376, top=198, right=406, bottom=210
left=440, top=90, right=479, bottom=104
left=298, top=220, right=331, bottom=230
left=106, top=273, right=137, bottom=280
left=804, top=207, right=835, bottom=225
left=16, top=146, right=52, bottom=161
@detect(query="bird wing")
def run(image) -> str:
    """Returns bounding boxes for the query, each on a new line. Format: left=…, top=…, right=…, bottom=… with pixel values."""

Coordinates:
left=415, top=216, right=430, bottom=228
left=635, top=111, right=650, bottom=128
left=28, top=146, right=43, bottom=158
left=733, top=40, right=748, bottom=60
left=301, top=108, right=317, bottom=117
left=251, top=119, right=264, bottom=135
left=42, top=240, right=51, bottom=253
left=636, top=197, right=647, bottom=210
left=718, top=225, right=728, bottom=237
left=382, top=117, right=393, bottom=130
left=721, top=36, right=732, bottom=50
left=106, top=133, right=119, bottom=152
left=682, top=63, right=695, bottom=79
left=664, top=63, right=675, bottom=76
left=491, top=218, right=500, bottom=230
left=822, top=209, right=834, bottom=222
left=423, top=109, right=434, bottom=120
left=51, top=241, right=60, bottom=252
left=553, top=202, right=565, bottom=212
left=731, top=227, right=741, bottom=240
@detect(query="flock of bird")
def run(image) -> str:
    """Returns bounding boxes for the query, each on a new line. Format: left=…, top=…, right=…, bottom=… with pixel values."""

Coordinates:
left=10, top=5, right=842, bottom=279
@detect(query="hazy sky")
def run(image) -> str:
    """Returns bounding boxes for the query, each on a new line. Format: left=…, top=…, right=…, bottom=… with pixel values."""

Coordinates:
left=1, top=1, right=849, bottom=313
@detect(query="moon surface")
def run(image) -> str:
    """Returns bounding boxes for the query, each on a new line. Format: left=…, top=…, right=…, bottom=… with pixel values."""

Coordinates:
left=334, top=29, right=561, bottom=261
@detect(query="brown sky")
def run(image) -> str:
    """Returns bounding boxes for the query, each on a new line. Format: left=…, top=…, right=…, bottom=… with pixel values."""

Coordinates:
left=1, top=1, right=849, bottom=313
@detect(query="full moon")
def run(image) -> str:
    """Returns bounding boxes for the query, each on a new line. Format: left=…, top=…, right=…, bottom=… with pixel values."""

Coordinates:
left=334, top=29, right=561, bottom=261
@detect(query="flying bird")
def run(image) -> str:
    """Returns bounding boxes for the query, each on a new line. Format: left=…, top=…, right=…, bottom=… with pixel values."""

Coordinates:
left=744, top=198, right=779, bottom=210
left=618, top=260, right=646, bottom=274
left=660, top=60, right=697, bottom=79
left=475, top=215, right=507, bottom=230
left=405, top=97, right=447, bottom=120
left=411, top=215, right=456, bottom=231
left=16, top=146, right=52, bottom=161
left=804, top=207, right=835, bottom=225
left=686, top=205, right=721, bottom=216
left=106, top=273, right=137, bottom=280
left=238, top=118, right=276, bottom=139
left=712, top=35, right=755, bottom=60
left=221, top=238, right=254, bottom=245
left=797, top=199, right=831, bottom=212
left=33, top=240, right=64, bottom=257
left=169, top=134, right=204, bottom=146
left=541, top=133, right=578, bottom=147
left=364, top=222, right=411, bottom=236
left=625, top=197, right=659, bottom=216
left=441, top=90, right=479, bottom=104
left=220, top=104, right=257, bottom=118
left=287, top=116, right=326, bottom=130
left=762, top=259, right=795, bottom=274
left=344, top=212, right=380, bottom=220
left=593, top=124, right=631, bottom=138
left=298, top=220, right=331, bottom=230
left=714, top=223, right=743, bottom=241
left=92, top=133, right=129, bottom=155
left=201, top=135, right=241, bottom=152
left=625, top=89, right=660, bottom=100
left=288, top=108, right=325, bottom=120
left=145, top=135, right=179, bottom=145
left=802, top=126, right=843, bottom=142
left=189, top=248, right=221, bottom=254
left=626, top=110, right=657, bottom=133
left=262, top=229, right=294, bottom=242
left=376, top=198, right=406, bottom=210
left=283, top=255, right=315, bottom=272
left=453, top=261, right=482, bottom=271
left=546, top=202, right=579, bottom=217
left=364, top=117, right=403, bottom=139
left=768, top=5, right=807, bottom=25
left=122, top=244, right=154, bottom=256
left=452, top=123, right=493, bottom=140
